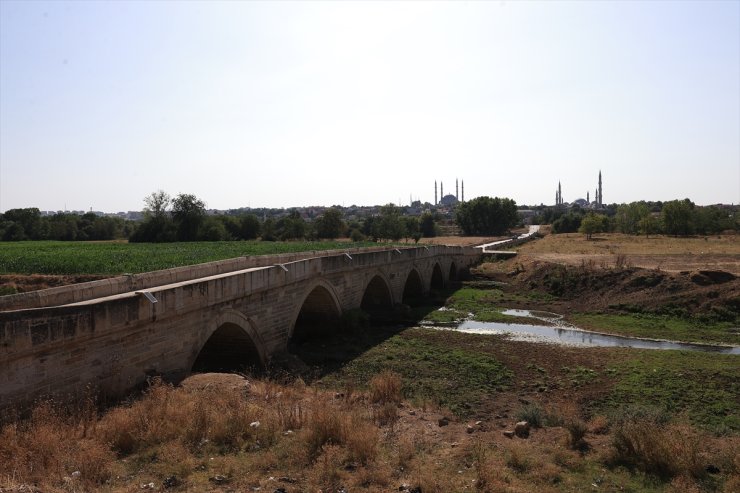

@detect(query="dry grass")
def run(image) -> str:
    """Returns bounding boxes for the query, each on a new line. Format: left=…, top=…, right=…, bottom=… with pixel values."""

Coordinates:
left=610, top=412, right=707, bottom=480
left=520, top=233, right=740, bottom=256
left=517, top=233, right=740, bottom=273
left=1, top=374, right=737, bottom=492
left=369, top=370, right=402, bottom=405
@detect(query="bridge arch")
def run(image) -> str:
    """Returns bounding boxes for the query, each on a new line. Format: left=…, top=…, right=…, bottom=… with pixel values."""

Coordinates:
left=402, top=268, right=425, bottom=305
left=361, top=272, right=394, bottom=311
left=190, top=309, right=266, bottom=374
left=289, top=279, right=342, bottom=344
left=430, top=262, right=444, bottom=290
left=449, top=262, right=458, bottom=282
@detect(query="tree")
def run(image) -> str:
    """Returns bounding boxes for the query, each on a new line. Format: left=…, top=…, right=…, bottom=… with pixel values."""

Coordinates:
left=315, top=208, right=346, bottom=239
left=172, top=193, right=206, bottom=241
left=1, top=208, right=43, bottom=240
left=239, top=214, right=261, bottom=240
left=361, top=216, right=379, bottom=241
left=276, top=210, right=306, bottom=240
left=48, top=213, right=79, bottom=241
left=199, top=216, right=228, bottom=241
left=144, top=190, right=171, bottom=220
left=551, top=212, right=583, bottom=233
left=404, top=216, right=420, bottom=243
left=377, top=204, right=406, bottom=241
left=419, top=211, right=437, bottom=237
left=661, top=199, right=694, bottom=236
left=131, top=190, right=176, bottom=242
left=579, top=213, right=607, bottom=240
left=615, top=202, right=649, bottom=235
left=693, top=206, right=732, bottom=235
left=455, top=197, right=518, bottom=236
left=261, top=218, right=277, bottom=241
left=638, top=214, right=659, bottom=238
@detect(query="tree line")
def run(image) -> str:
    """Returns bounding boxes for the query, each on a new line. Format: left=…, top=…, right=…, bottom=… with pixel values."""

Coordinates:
left=0, top=208, right=132, bottom=241
left=2, top=192, right=734, bottom=243
left=539, top=199, right=737, bottom=238
left=0, top=191, right=445, bottom=243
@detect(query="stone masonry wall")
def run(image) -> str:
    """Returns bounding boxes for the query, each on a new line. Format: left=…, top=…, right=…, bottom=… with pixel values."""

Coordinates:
left=0, top=246, right=480, bottom=410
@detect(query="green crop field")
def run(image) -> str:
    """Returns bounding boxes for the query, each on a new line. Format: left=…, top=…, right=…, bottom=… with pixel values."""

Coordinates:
left=0, top=240, right=381, bottom=275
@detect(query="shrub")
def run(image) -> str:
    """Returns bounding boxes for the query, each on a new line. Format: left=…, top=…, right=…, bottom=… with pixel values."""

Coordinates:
left=515, top=404, right=543, bottom=428
left=609, top=406, right=705, bottom=480
left=565, top=419, right=588, bottom=451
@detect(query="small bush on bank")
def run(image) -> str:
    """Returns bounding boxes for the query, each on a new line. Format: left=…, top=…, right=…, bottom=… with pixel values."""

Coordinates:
left=566, top=419, right=589, bottom=451
left=515, top=403, right=543, bottom=428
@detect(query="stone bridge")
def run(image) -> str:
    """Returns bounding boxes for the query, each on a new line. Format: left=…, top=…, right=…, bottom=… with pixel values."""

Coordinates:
left=0, top=245, right=480, bottom=409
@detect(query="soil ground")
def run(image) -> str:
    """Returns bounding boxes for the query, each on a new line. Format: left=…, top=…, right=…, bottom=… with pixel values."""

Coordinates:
left=516, top=233, right=740, bottom=274
left=0, top=274, right=108, bottom=294
left=478, top=257, right=739, bottom=330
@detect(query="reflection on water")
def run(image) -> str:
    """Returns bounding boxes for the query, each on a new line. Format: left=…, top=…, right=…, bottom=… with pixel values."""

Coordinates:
left=434, top=308, right=740, bottom=354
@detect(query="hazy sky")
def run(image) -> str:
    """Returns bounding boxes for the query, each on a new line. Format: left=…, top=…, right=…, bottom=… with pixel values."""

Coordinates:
left=1, top=0, right=738, bottom=212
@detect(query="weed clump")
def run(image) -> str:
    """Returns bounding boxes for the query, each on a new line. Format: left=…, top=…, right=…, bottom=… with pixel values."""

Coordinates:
left=565, top=419, right=588, bottom=451
left=515, top=403, right=544, bottom=428
left=608, top=405, right=706, bottom=480
left=369, top=370, right=402, bottom=405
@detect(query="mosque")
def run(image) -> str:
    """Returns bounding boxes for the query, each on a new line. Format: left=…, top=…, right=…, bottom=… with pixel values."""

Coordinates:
left=434, top=179, right=464, bottom=206
left=555, top=171, right=603, bottom=208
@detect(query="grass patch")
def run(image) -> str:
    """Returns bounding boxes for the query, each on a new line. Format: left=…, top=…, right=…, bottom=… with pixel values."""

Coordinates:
left=0, top=240, right=381, bottom=275
left=438, top=286, right=548, bottom=325
left=317, top=329, right=513, bottom=417
left=419, top=307, right=467, bottom=324
left=595, top=350, right=740, bottom=434
left=569, top=312, right=740, bottom=346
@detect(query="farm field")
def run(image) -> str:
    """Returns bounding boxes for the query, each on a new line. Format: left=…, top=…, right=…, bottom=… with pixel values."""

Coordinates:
left=0, top=239, right=382, bottom=276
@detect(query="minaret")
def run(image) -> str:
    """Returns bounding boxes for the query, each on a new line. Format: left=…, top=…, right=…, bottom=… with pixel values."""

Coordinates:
left=441, top=182, right=444, bottom=199
left=598, top=171, right=603, bottom=206
left=587, top=191, right=590, bottom=203
left=557, top=181, right=562, bottom=205
left=456, top=179, right=459, bottom=200
left=434, top=181, right=438, bottom=205
left=461, top=180, right=464, bottom=202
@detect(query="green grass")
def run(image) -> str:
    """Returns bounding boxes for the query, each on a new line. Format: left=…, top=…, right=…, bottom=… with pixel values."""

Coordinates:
left=430, top=286, right=549, bottom=324
left=569, top=312, right=740, bottom=346
left=596, top=349, right=740, bottom=434
left=315, top=328, right=513, bottom=417
left=0, top=240, right=380, bottom=275
left=418, top=307, right=467, bottom=324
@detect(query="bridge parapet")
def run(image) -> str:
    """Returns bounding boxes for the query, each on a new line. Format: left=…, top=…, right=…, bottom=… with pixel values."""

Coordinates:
left=0, top=245, right=468, bottom=312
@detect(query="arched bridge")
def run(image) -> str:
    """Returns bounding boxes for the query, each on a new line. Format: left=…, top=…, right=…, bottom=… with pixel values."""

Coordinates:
left=0, top=245, right=480, bottom=409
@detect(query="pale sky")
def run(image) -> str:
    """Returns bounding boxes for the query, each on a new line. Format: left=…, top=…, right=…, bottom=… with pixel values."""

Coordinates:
left=1, top=0, right=738, bottom=213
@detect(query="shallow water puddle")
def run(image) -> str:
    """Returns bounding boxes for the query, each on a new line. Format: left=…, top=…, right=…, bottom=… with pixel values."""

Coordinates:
left=429, top=308, right=740, bottom=354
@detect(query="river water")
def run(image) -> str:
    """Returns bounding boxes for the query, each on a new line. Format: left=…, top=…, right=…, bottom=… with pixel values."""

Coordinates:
left=430, top=309, right=740, bottom=355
